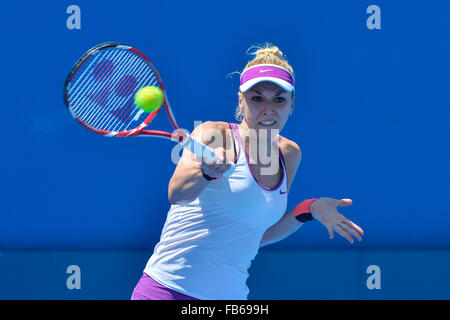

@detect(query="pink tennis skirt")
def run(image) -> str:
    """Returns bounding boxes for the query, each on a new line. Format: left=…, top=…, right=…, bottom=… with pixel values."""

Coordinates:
left=131, top=273, right=200, bottom=300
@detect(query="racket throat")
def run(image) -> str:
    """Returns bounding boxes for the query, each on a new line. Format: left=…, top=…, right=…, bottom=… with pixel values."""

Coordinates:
left=172, top=129, right=190, bottom=145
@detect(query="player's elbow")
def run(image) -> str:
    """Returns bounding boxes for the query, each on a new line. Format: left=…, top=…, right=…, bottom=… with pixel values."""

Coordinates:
left=168, top=180, right=194, bottom=205
left=168, top=182, right=181, bottom=205
left=168, top=192, right=195, bottom=206
left=168, top=190, right=182, bottom=205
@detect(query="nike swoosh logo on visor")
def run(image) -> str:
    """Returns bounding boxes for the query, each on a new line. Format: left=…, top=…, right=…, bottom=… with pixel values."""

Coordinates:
left=260, top=69, right=273, bottom=73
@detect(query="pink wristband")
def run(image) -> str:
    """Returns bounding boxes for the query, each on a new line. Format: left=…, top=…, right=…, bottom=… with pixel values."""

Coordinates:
left=294, top=198, right=318, bottom=216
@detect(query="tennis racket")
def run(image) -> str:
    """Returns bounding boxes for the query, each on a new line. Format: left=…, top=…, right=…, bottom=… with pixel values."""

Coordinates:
left=63, top=42, right=234, bottom=176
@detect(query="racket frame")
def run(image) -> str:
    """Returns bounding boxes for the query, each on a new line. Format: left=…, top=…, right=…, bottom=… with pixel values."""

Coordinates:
left=63, top=42, right=234, bottom=173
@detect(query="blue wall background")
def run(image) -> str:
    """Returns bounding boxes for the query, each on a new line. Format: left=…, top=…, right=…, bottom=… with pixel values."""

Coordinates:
left=1, top=0, right=449, bottom=299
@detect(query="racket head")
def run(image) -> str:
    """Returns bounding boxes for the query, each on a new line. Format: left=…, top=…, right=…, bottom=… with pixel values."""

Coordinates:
left=63, top=42, right=177, bottom=137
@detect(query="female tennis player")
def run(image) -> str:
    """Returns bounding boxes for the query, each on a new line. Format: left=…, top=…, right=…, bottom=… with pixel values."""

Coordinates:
left=131, top=44, right=364, bottom=300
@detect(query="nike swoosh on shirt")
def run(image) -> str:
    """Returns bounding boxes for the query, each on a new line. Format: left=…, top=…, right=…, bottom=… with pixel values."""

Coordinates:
left=280, top=190, right=287, bottom=194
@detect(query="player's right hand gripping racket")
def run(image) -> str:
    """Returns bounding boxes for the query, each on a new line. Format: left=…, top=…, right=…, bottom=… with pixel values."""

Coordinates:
left=63, top=42, right=234, bottom=177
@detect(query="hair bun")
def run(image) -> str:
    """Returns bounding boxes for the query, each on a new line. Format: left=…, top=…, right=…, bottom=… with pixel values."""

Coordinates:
left=244, top=43, right=294, bottom=75
left=254, top=45, right=284, bottom=60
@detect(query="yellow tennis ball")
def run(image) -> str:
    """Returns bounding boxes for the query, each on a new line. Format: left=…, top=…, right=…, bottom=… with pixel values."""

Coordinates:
left=134, top=86, right=164, bottom=112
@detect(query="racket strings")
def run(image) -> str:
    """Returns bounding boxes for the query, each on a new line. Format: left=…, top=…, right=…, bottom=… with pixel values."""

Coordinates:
left=104, top=63, right=158, bottom=132
left=79, top=50, right=134, bottom=124
left=120, top=75, right=159, bottom=132
left=67, top=46, right=161, bottom=133
left=70, top=48, right=121, bottom=113
left=88, top=53, right=144, bottom=129
left=108, top=67, right=159, bottom=132
left=70, top=48, right=126, bottom=122
left=75, top=49, right=136, bottom=127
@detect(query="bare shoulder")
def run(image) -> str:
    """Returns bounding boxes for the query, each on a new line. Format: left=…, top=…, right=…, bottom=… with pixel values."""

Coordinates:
left=278, top=135, right=302, bottom=191
left=208, top=121, right=231, bottom=132
left=191, top=121, right=233, bottom=147
left=191, top=121, right=230, bottom=134
left=278, top=135, right=302, bottom=164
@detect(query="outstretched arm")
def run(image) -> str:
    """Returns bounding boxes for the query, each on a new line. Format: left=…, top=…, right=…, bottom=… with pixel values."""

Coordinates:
left=258, top=137, right=364, bottom=247
left=260, top=209, right=303, bottom=247
left=260, top=137, right=302, bottom=247
left=260, top=198, right=365, bottom=247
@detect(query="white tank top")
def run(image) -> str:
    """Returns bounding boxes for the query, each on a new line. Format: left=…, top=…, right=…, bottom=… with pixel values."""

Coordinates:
left=144, top=123, right=288, bottom=300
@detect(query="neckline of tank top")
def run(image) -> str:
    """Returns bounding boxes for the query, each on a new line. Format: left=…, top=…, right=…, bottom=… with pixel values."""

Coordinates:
left=229, top=123, right=286, bottom=192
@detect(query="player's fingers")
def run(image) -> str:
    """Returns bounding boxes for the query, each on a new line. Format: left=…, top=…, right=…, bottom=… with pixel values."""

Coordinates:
left=216, top=154, right=226, bottom=165
left=202, top=154, right=222, bottom=166
left=334, top=225, right=354, bottom=244
left=202, top=155, right=215, bottom=165
left=203, top=152, right=223, bottom=166
left=211, top=147, right=226, bottom=164
left=343, top=220, right=364, bottom=235
left=339, top=222, right=362, bottom=241
left=202, top=161, right=219, bottom=172
left=327, top=225, right=334, bottom=239
left=337, top=198, right=352, bottom=207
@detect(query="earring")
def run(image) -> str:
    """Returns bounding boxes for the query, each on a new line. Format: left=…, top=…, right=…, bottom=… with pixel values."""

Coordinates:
left=236, top=105, right=244, bottom=121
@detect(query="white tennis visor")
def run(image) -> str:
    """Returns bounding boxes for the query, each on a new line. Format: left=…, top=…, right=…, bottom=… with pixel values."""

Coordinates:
left=239, top=64, right=295, bottom=92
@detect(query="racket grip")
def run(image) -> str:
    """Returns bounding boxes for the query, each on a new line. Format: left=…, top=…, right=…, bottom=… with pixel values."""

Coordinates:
left=181, top=135, right=235, bottom=178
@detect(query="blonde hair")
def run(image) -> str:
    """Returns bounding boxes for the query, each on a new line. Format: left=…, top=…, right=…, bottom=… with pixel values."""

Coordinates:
left=235, top=43, right=294, bottom=121
left=243, top=44, right=294, bottom=74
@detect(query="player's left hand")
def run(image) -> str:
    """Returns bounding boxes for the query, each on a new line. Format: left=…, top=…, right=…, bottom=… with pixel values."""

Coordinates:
left=310, top=198, right=364, bottom=244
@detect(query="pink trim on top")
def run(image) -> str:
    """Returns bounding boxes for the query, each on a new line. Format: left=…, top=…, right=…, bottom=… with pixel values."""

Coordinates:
left=229, top=123, right=240, bottom=165
left=230, top=123, right=285, bottom=191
